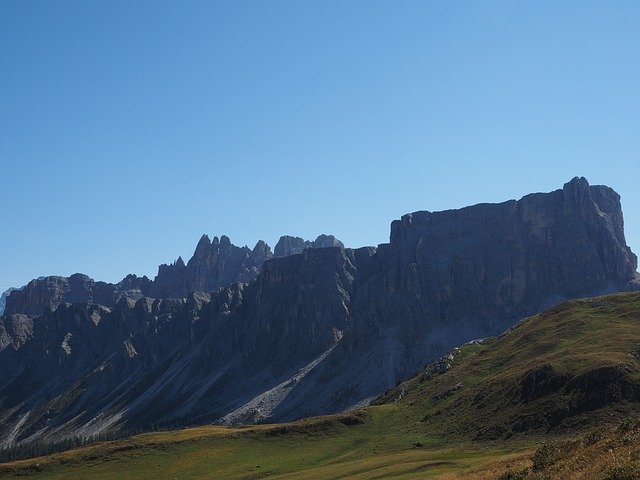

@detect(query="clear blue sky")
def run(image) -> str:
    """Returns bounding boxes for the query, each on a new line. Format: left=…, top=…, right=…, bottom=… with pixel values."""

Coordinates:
left=1, top=1, right=639, bottom=293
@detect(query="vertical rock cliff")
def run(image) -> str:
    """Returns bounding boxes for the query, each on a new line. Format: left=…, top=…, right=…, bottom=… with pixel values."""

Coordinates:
left=5, top=234, right=343, bottom=316
left=149, top=235, right=272, bottom=298
left=274, top=234, right=344, bottom=257
left=3, top=274, right=151, bottom=317
left=0, top=288, right=16, bottom=315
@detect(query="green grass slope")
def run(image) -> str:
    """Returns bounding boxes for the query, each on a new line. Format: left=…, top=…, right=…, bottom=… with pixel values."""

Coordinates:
left=378, top=292, right=640, bottom=440
left=2, top=292, right=640, bottom=480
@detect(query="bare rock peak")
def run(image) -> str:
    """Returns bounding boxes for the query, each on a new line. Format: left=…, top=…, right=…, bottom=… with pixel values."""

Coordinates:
left=274, top=234, right=345, bottom=257
left=196, top=234, right=211, bottom=249
left=274, top=235, right=307, bottom=257
left=313, top=234, right=344, bottom=249
left=220, top=235, right=231, bottom=248
left=564, top=175, right=590, bottom=189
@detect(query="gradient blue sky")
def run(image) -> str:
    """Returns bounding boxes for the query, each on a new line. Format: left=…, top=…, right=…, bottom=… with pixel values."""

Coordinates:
left=1, top=1, right=639, bottom=293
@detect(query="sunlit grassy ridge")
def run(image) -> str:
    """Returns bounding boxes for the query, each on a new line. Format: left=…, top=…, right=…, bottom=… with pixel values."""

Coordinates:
left=2, top=292, right=640, bottom=479
left=378, top=292, right=640, bottom=440
left=0, top=408, right=530, bottom=479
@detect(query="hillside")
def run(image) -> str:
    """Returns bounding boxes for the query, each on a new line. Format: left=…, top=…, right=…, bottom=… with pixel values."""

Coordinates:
left=2, top=292, right=639, bottom=479
left=376, top=292, right=640, bottom=440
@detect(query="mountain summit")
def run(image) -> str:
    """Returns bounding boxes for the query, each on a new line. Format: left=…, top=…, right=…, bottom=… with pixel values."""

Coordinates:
left=3, top=234, right=343, bottom=317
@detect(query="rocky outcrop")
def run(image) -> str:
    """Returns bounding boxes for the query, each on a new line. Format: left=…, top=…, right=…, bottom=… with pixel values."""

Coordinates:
left=0, top=288, right=16, bottom=315
left=0, top=177, right=637, bottom=446
left=3, top=274, right=151, bottom=317
left=274, top=235, right=344, bottom=257
left=149, top=235, right=272, bottom=298
left=349, top=176, right=638, bottom=342
left=151, top=233, right=345, bottom=298
left=5, top=234, right=345, bottom=317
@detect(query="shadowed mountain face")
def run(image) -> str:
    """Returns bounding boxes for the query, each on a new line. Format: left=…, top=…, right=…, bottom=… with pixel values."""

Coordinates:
left=148, top=235, right=271, bottom=299
left=0, top=288, right=16, bottom=315
left=0, top=177, right=638, bottom=446
left=3, top=234, right=341, bottom=317
left=3, top=275, right=152, bottom=317
left=273, top=234, right=344, bottom=257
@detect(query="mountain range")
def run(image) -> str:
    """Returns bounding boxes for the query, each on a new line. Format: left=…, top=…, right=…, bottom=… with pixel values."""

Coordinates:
left=2, top=234, right=343, bottom=317
left=3, top=291, right=640, bottom=478
left=0, top=177, right=638, bottom=449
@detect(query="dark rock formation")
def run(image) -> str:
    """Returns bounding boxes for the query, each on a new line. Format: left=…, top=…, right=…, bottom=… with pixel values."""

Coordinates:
left=274, top=234, right=344, bottom=257
left=149, top=235, right=272, bottom=298
left=3, top=274, right=151, bottom=317
left=0, top=247, right=362, bottom=445
left=5, top=234, right=344, bottom=317
left=0, top=177, right=637, bottom=446
left=0, top=288, right=16, bottom=315
left=347, top=176, right=638, bottom=346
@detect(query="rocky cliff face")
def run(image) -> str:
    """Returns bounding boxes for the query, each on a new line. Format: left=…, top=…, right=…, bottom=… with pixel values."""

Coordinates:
left=0, top=177, right=637, bottom=446
left=5, top=234, right=343, bottom=317
left=276, top=177, right=640, bottom=418
left=149, top=235, right=272, bottom=298
left=274, top=234, right=344, bottom=257
left=354, top=176, right=638, bottom=340
left=0, top=288, right=16, bottom=315
left=0, top=247, right=362, bottom=444
left=3, top=274, right=151, bottom=317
